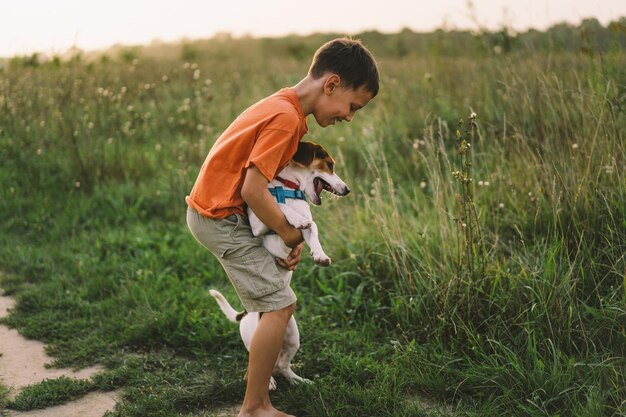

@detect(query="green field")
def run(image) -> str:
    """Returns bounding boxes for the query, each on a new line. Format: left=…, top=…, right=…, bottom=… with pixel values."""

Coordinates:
left=1, top=21, right=625, bottom=416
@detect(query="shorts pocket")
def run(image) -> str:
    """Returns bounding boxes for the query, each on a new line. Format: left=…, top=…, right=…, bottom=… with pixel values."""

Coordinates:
left=220, top=246, right=286, bottom=299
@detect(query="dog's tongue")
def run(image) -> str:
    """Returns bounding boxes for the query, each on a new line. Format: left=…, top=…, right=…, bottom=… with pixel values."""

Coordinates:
left=314, top=178, right=323, bottom=196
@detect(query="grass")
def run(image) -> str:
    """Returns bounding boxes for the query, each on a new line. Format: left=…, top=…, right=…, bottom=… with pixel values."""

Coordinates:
left=8, top=376, right=93, bottom=411
left=0, top=26, right=625, bottom=416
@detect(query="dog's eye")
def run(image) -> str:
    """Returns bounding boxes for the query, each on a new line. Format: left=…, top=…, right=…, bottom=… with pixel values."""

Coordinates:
left=327, top=162, right=334, bottom=172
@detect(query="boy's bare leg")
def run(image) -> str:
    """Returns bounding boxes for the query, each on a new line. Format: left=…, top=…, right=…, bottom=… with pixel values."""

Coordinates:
left=239, top=303, right=296, bottom=417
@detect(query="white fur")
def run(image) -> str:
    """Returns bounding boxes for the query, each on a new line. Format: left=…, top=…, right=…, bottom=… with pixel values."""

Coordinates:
left=247, top=160, right=350, bottom=266
left=209, top=289, right=310, bottom=390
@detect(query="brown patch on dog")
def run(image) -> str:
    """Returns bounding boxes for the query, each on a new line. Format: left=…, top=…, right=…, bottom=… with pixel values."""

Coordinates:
left=293, top=141, right=335, bottom=173
left=311, top=158, right=334, bottom=175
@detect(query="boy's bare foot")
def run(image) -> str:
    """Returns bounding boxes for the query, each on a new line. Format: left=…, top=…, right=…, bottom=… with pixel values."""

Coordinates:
left=238, top=404, right=295, bottom=417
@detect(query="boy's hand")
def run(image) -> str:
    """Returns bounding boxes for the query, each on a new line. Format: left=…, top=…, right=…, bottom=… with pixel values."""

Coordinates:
left=276, top=243, right=303, bottom=271
left=279, top=225, right=304, bottom=248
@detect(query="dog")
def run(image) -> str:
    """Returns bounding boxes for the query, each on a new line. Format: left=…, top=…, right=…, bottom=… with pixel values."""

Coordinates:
left=210, top=142, right=350, bottom=389
left=209, top=289, right=308, bottom=390
left=248, top=141, right=350, bottom=266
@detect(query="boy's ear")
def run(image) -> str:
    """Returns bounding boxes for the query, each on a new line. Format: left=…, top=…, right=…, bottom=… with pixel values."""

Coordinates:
left=323, top=74, right=341, bottom=95
left=292, top=141, right=322, bottom=167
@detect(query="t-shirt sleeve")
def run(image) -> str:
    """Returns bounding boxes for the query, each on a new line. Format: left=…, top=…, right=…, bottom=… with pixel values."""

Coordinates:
left=245, top=114, right=297, bottom=181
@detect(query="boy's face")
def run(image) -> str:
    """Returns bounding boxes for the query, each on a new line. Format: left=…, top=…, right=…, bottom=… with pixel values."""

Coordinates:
left=314, top=80, right=374, bottom=128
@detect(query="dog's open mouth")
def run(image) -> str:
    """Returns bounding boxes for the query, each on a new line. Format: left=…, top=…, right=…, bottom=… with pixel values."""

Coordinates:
left=314, top=177, right=334, bottom=198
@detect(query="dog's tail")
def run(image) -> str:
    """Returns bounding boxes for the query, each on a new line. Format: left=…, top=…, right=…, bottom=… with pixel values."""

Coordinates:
left=209, top=289, right=247, bottom=323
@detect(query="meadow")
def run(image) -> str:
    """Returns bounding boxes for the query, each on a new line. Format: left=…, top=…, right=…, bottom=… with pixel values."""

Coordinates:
left=0, top=23, right=625, bottom=416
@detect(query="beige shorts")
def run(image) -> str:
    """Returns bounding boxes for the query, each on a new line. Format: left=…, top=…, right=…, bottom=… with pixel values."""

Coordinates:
left=186, top=206, right=296, bottom=312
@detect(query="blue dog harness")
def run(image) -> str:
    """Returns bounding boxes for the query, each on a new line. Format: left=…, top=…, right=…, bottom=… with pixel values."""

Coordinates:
left=269, top=186, right=306, bottom=204
left=268, top=176, right=307, bottom=204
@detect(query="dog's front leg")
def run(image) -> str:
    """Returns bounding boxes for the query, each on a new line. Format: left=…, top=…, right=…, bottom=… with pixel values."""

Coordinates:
left=301, top=222, right=330, bottom=266
left=279, top=205, right=311, bottom=230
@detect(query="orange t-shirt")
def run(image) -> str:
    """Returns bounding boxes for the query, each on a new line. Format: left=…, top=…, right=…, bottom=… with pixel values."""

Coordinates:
left=186, top=88, right=308, bottom=219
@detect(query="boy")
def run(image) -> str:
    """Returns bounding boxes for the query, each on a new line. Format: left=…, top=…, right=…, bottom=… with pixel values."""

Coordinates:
left=186, top=38, right=379, bottom=417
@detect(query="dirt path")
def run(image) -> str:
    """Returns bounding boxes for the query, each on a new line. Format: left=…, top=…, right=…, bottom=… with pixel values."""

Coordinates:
left=0, top=293, right=120, bottom=416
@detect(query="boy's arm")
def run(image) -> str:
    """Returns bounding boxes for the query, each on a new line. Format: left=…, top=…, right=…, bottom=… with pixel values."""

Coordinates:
left=242, top=165, right=304, bottom=249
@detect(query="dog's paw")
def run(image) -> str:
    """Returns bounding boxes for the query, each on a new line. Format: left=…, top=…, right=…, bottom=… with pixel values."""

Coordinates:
left=294, top=221, right=312, bottom=230
left=312, top=253, right=331, bottom=267
left=269, top=376, right=277, bottom=391
left=282, top=370, right=313, bottom=385
left=288, top=376, right=313, bottom=385
left=289, top=217, right=311, bottom=230
left=282, top=206, right=312, bottom=230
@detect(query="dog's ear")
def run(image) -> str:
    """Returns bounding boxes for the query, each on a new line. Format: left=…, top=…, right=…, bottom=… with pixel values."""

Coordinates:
left=314, top=145, right=329, bottom=160
left=293, top=142, right=330, bottom=167
left=292, top=141, right=316, bottom=166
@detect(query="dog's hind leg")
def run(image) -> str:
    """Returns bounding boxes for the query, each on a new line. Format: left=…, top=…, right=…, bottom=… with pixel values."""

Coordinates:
left=275, top=317, right=312, bottom=385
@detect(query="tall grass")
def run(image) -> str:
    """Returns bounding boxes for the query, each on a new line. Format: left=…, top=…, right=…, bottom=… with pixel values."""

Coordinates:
left=1, top=31, right=624, bottom=416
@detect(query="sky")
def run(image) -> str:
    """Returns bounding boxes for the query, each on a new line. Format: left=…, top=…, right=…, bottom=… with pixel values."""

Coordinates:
left=1, top=0, right=625, bottom=57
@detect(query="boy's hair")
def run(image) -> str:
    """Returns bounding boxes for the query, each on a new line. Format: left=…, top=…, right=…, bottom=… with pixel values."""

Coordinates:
left=308, top=38, right=379, bottom=97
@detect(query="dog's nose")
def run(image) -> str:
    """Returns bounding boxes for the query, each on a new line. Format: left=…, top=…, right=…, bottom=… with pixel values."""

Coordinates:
left=343, top=186, right=350, bottom=196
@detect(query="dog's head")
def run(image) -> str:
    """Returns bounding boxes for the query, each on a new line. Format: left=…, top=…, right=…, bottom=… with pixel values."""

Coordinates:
left=290, top=141, right=350, bottom=206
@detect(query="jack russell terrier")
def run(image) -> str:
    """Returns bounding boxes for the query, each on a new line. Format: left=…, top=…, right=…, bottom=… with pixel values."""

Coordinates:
left=210, top=141, right=350, bottom=389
